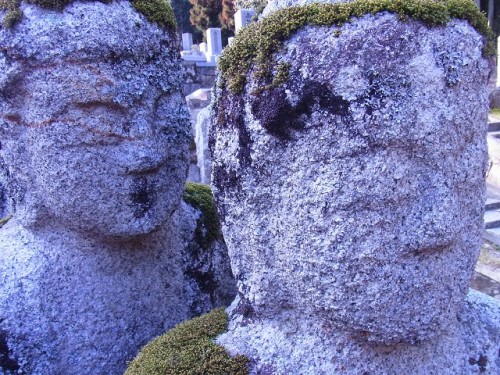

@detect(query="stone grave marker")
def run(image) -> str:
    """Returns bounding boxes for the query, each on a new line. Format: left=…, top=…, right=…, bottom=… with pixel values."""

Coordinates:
left=235, top=9, right=256, bottom=32
left=182, top=32, right=193, bottom=51
left=206, top=28, right=222, bottom=63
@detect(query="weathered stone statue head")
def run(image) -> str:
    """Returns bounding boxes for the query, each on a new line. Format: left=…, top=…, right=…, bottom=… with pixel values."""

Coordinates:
left=0, top=0, right=189, bottom=238
left=212, top=1, right=499, bottom=373
left=0, top=2, right=235, bottom=374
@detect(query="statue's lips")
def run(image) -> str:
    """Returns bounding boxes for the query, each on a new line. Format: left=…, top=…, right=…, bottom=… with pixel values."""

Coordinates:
left=124, top=159, right=168, bottom=175
left=403, top=240, right=455, bottom=257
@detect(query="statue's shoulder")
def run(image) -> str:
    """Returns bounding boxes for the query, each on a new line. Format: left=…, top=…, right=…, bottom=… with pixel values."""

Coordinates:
left=458, top=290, right=500, bottom=374
left=463, top=289, right=500, bottom=324
left=0, top=217, right=23, bottom=247
left=0, top=218, right=37, bottom=269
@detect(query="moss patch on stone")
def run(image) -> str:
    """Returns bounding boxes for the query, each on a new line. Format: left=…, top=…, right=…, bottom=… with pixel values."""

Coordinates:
left=0, top=214, right=11, bottom=228
left=218, top=0, right=496, bottom=94
left=130, top=0, right=176, bottom=30
left=0, top=0, right=176, bottom=30
left=183, top=182, right=223, bottom=250
left=0, top=0, right=18, bottom=27
left=125, top=308, right=249, bottom=375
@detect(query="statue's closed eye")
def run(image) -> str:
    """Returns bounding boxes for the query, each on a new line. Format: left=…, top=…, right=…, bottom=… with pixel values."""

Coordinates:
left=73, top=100, right=133, bottom=139
left=74, top=100, right=127, bottom=114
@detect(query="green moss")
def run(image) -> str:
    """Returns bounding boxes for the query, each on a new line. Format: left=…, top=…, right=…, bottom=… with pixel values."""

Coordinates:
left=0, top=0, right=18, bottom=27
left=125, top=308, right=249, bottom=375
left=183, top=182, right=222, bottom=250
left=272, top=62, right=290, bottom=87
left=0, top=214, right=12, bottom=228
left=0, top=0, right=176, bottom=30
left=491, top=108, right=500, bottom=119
left=219, top=0, right=496, bottom=94
left=1, top=6, right=20, bottom=27
left=131, top=0, right=176, bottom=30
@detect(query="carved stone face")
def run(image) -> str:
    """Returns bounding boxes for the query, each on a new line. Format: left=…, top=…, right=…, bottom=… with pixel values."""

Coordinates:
left=0, top=2, right=190, bottom=238
left=212, top=15, right=488, bottom=344
left=18, top=65, right=188, bottom=237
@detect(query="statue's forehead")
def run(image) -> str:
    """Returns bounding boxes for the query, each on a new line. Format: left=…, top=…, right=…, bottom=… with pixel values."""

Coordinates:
left=8, top=64, right=118, bottom=111
left=16, top=61, right=175, bottom=113
left=0, top=2, right=176, bottom=66
left=248, top=85, right=461, bottom=155
left=28, top=64, right=118, bottom=90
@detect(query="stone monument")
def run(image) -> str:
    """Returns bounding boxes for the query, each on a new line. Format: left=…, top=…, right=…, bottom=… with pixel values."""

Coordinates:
left=0, top=2, right=234, bottom=374
left=206, top=27, right=222, bottom=63
left=211, top=0, right=499, bottom=373
left=235, top=9, right=256, bottom=32
left=182, top=32, right=193, bottom=51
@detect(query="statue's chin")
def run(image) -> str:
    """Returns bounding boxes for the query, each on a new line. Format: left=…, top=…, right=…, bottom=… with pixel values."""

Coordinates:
left=22, top=209, right=171, bottom=243
left=90, top=217, right=169, bottom=242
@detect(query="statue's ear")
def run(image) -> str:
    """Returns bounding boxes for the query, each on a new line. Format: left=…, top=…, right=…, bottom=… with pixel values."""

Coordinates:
left=0, top=59, right=26, bottom=141
left=0, top=116, right=39, bottom=226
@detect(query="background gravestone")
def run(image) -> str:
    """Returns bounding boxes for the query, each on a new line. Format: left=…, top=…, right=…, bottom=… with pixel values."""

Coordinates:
left=0, top=2, right=235, bottom=374
left=235, top=9, right=256, bottom=32
left=206, top=28, right=223, bottom=63
left=182, top=32, right=193, bottom=51
left=211, top=1, right=500, bottom=373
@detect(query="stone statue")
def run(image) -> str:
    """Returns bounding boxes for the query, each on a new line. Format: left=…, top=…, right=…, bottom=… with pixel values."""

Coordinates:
left=0, top=2, right=234, bottom=374
left=211, top=1, right=499, bottom=373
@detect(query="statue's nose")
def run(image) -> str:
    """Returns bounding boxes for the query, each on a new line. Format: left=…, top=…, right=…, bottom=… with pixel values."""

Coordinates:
left=421, top=194, right=457, bottom=242
left=122, top=135, right=170, bottom=174
left=400, top=182, right=459, bottom=255
left=126, top=155, right=162, bottom=174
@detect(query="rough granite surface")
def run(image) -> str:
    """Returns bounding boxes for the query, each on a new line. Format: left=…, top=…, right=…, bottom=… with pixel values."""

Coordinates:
left=211, top=10, right=497, bottom=374
left=0, top=2, right=235, bottom=374
left=0, top=201, right=235, bottom=375
left=180, top=199, right=237, bottom=317
left=218, top=290, right=500, bottom=374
